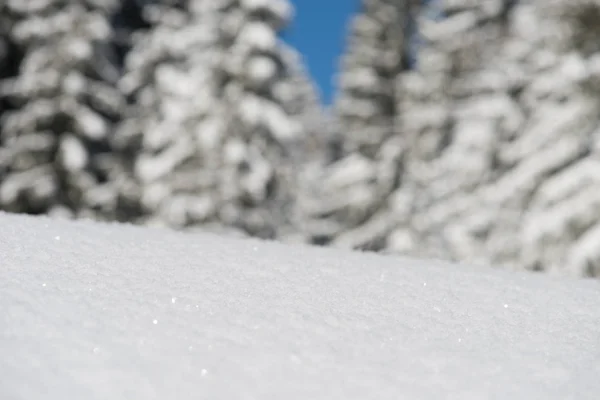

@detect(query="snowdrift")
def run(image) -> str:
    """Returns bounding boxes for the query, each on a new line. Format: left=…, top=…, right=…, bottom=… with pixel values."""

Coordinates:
left=1, top=211, right=599, bottom=399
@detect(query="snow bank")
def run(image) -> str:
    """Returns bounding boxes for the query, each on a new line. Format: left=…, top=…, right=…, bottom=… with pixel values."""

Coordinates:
left=0, top=211, right=598, bottom=399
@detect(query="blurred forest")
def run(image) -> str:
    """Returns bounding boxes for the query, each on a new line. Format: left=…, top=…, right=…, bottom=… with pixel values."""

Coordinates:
left=2, top=0, right=600, bottom=278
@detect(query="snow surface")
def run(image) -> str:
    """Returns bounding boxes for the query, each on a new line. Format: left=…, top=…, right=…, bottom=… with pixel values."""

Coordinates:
left=0, top=211, right=599, bottom=400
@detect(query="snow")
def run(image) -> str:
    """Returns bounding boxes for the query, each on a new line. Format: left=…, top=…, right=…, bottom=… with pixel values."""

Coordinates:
left=1, top=211, right=599, bottom=399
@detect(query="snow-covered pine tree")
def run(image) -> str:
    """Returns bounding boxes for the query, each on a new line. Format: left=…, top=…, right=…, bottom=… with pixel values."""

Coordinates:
left=391, top=0, right=600, bottom=278
left=0, top=0, right=22, bottom=184
left=0, top=0, right=17, bottom=80
left=214, top=0, right=317, bottom=239
left=277, top=44, right=326, bottom=167
left=299, top=0, right=412, bottom=251
left=112, top=0, right=314, bottom=239
left=387, top=0, right=519, bottom=262
left=109, top=0, right=222, bottom=227
left=0, top=0, right=126, bottom=219
left=273, top=43, right=330, bottom=244
left=508, top=0, right=600, bottom=277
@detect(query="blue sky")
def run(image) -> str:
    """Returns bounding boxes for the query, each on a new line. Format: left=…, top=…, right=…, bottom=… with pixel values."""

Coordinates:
left=282, top=0, right=359, bottom=105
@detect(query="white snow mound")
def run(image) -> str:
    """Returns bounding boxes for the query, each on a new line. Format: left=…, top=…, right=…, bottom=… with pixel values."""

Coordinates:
left=0, top=211, right=599, bottom=399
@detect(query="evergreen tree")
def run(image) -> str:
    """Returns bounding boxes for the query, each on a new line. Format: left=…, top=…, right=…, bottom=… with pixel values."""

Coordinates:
left=109, top=0, right=222, bottom=227
left=0, top=0, right=126, bottom=219
left=0, top=0, right=22, bottom=182
left=299, top=0, right=412, bottom=251
left=112, top=0, right=314, bottom=239
left=0, top=0, right=16, bottom=78
left=391, top=0, right=600, bottom=278
left=510, top=0, right=600, bottom=277
left=388, top=0, right=518, bottom=261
